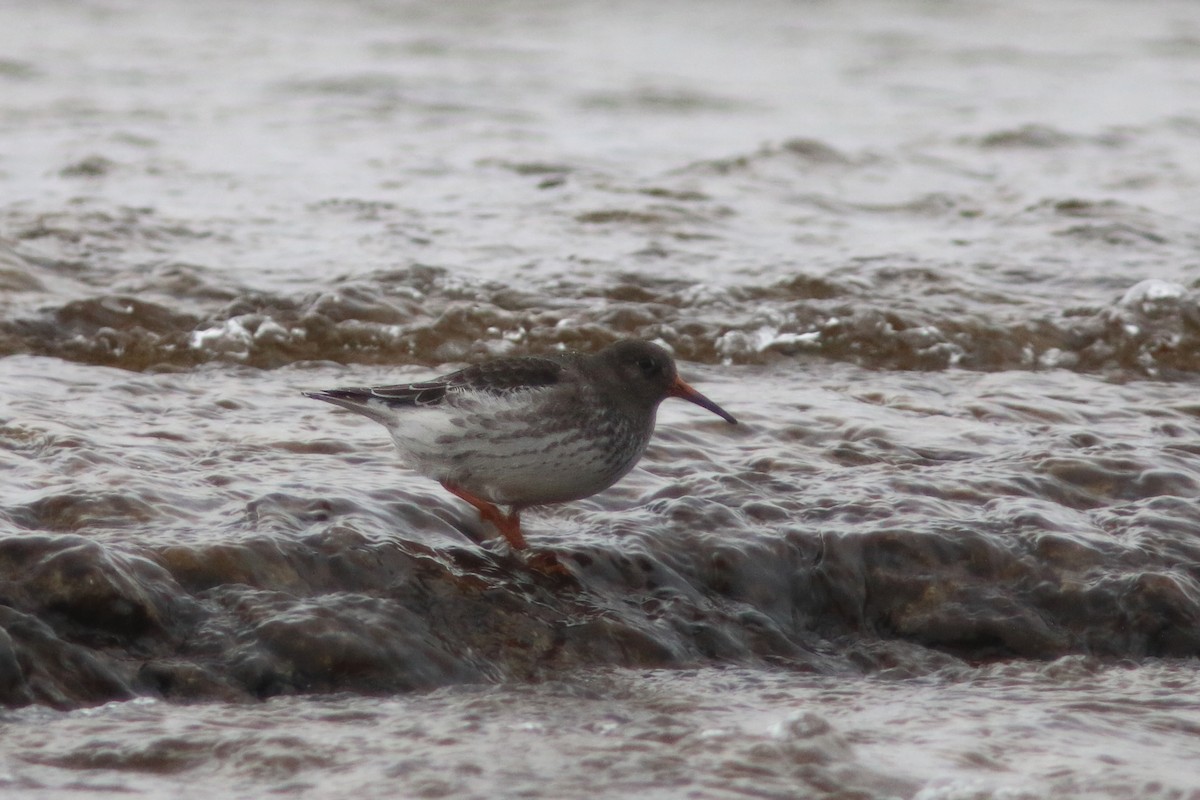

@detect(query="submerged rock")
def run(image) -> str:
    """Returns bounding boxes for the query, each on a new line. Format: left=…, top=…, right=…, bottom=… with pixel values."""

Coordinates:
left=1, top=514, right=1199, bottom=709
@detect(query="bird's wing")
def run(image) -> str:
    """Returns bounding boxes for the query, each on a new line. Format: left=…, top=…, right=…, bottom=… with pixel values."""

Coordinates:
left=307, top=356, right=566, bottom=413
left=370, top=356, right=565, bottom=406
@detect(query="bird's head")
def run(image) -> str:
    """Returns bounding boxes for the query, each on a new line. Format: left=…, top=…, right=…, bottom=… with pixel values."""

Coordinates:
left=601, top=340, right=737, bottom=424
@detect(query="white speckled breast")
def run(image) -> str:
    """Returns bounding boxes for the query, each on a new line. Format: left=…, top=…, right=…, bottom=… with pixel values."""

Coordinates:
left=380, top=385, right=655, bottom=506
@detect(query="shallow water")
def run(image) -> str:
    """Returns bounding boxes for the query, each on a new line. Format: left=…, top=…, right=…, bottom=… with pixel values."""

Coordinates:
left=3, top=0, right=1200, bottom=797
left=3, top=662, right=1199, bottom=800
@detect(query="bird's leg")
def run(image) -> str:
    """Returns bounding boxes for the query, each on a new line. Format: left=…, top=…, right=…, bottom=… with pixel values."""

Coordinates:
left=495, top=507, right=526, bottom=551
left=440, top=481, right=528, bottom=550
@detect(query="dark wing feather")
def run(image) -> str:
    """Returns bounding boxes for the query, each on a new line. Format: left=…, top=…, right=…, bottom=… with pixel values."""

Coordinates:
left=326, top=355, right=566, bottom=409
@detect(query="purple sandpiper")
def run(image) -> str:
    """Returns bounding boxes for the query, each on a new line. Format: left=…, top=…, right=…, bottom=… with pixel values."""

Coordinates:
left=305, top=339, right=737, bottom=549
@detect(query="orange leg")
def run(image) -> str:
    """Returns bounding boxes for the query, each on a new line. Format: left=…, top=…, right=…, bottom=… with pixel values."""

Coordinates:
left=440, top=481, right=527, bottom=550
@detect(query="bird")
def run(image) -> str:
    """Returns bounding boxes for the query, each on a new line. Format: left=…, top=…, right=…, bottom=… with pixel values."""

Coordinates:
left=304, top=339, right=737, bottom=549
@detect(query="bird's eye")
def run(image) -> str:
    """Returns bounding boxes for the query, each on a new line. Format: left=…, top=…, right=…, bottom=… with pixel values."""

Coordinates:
left=636, top=357, right=659, bottom=376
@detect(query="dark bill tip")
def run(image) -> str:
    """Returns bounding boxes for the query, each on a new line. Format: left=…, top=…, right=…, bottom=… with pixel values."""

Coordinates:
left=669, top=378, right=738, bottom=424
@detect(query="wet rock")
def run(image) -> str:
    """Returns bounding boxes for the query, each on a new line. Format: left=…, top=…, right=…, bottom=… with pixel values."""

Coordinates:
left=136, top=659, right=244, bottom=702
left=806, top=522, right=1200, bottom=661
left=0, top=535, right=191, bottom=643
left=0, top=535, right=197, bottom=707
left=2, top=503, right=1199, bottom=711
left=0, top=605, right=136, bottom=708
left=0, top=525, right=819, bottom=709
left=217, top=589, right=482, bottom=695
left=0, top=623, right=31, bottom=704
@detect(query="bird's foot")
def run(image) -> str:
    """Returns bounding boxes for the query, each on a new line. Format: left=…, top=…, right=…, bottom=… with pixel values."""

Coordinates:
left=525, top=549, right=574, bottom=577
left=493, top=510, right=527, bottom=550
left=441, top=480, right=528, bottom=550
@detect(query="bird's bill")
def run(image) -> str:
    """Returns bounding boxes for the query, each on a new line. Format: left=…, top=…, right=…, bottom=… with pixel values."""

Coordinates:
left=669, top=377, right=738, bottom=424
